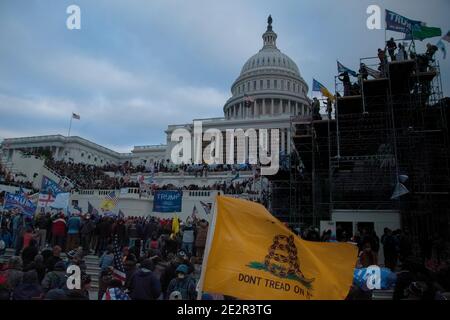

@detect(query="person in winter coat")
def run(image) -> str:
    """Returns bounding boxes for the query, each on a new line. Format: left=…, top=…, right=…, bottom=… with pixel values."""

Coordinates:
left=12, top=270, right=43, bottom=300
left=99, top=245, right=114, bottom=271
left=5, top=256, right=24, bottom=291
left=66, top=214, right=81, bottom=251
left=129, top=259, right=161, bottom=300
left=41, top=261, right=67, bottom=293
left=195, top=220, right=209, bottom=259
left=80, top=214, right=96, bottom=254
left=21, top=239, right=39, bottom=269
left=24, top=254, right=46, bottom=284
left=51, top=214, right=67, bottom=250
left=166, top=264, right=197, bottom=300
left=45, top=245, right=62, bottom=272
left=181, top=223, right=195, bottom=256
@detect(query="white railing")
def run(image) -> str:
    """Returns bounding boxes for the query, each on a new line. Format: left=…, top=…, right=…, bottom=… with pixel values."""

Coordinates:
left=71, top=188, right=221, bottom=199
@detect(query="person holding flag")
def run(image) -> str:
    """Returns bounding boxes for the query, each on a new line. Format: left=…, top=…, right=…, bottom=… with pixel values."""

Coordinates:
left=338, top=71, right=351, bottom=96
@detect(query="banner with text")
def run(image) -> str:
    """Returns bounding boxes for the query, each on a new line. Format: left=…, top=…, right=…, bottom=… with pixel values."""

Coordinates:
left=4, top=192, right=37, bottom=216
left=153, top=190, right=183, bottom=213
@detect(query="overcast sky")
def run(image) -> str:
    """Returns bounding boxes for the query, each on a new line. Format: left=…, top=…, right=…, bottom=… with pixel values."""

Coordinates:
left=1, top=0, right=449, bottom=152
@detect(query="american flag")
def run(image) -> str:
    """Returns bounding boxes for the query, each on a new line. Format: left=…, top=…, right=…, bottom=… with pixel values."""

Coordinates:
left=112, top=234, right=126, bottom=284
left=106, top=191, right=119, bottom=206
left=72, top=112, right=80, bottom=120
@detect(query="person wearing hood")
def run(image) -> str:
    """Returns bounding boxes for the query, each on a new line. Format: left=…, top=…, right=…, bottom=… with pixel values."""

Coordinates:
left=41, top=260, right=67, bottom=293
left=12, top=270, right=43, bottom=300
left=129, top=259, right=161, bottom=300
left=166, top=264, right=197, bottom=300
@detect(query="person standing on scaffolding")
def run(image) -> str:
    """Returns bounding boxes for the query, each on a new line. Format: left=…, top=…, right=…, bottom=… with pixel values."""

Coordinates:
left=377, top=48, right=387, bottom=76
left=386, top=37, right=397, bottom=61
left=396, top=43, right=407, bottom=61
left=359, top=63, right=369, bottom=81
left=326, top=98, right=333, bottom=120
left=338, top=71, right=351, bottom=96
left=312, top=97, right=321, bottom=120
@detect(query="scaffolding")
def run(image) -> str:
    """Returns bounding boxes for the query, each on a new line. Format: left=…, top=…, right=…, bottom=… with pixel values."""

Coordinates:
left=276, top=55, right=450, bottom=245
left=333, top=57, right=449, bottom=243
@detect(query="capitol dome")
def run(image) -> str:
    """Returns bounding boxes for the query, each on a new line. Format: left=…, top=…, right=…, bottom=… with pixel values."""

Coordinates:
left=223, top=16, right=310, bottom=120
left=240, top=49, right=301, bottom=78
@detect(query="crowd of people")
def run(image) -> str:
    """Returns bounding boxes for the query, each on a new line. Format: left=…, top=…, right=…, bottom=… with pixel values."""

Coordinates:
left=303, top=225, right=450, bottom=300
left=0, top=209, right=213, bottom=300
left=42, top=156, right=258, bottom=191
left=0, top=163, right=37, bottom=193
left=0, top=208, right=449, bottom=300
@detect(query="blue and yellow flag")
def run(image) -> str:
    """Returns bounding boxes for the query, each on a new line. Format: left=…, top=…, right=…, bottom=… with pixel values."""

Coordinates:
left=200, top=196, right=358, bottom=300
left=312, top=79, right=334, bottom=101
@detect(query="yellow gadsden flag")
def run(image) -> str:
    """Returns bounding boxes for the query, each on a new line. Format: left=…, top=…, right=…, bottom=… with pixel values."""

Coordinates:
left=100, top=199, right=115, bottom=211
left=200, top=196, right=358, bottom=300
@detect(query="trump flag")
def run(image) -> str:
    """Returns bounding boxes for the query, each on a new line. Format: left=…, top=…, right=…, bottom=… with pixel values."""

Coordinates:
left=199, top=196, right=358, bottom=300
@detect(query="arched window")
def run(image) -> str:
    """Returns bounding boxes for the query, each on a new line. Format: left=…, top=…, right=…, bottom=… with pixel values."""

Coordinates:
left=267, top=79, right=270, bottom=88
left=260, top=79, right=263, bottom=89
left=274, top=79, right=278, bottom=88
left=287, top=81, right=291, bottom=91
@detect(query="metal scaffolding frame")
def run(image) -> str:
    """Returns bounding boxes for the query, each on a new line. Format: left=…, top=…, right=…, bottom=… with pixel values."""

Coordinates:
left=272, top=56, right=449, bottom=246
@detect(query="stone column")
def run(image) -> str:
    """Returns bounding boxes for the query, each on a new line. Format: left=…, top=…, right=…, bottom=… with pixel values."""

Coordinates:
left=262, top=99, right=266, bottom=116
left=281, top=128, right=285, bottom=153
left=271, top=99, right=274, bottom=115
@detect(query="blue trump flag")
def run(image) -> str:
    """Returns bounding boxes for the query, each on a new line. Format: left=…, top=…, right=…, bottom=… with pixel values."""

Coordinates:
left=4, top=192, right=37, bottom=216
left=153, top=190, right=183, bottom=213
left=41, top=176, right=64, bottom=195
left=385, top=9, right=421, bottom=35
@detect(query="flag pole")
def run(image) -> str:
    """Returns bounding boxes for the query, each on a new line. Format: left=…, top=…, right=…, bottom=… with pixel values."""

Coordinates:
left=196, top=194, right=219, bottom=300
left=68, top=113, right=73, bottom=137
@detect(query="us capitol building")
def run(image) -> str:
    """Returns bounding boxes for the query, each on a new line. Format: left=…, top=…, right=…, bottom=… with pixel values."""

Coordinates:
left=1, top=17, right=311, bottom=171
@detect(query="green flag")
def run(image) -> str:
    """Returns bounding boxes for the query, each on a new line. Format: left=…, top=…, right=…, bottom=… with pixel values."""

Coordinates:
left=409, top=25, right=442, bottom=41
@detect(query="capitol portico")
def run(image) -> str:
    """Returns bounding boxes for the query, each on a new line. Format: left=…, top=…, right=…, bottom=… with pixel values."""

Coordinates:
left=1, top=16, right=310, bottom=167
